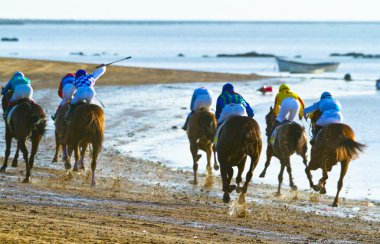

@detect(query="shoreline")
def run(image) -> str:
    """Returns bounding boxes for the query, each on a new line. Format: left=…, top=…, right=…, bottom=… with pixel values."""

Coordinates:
left=0, top=57, right=269, bottom=89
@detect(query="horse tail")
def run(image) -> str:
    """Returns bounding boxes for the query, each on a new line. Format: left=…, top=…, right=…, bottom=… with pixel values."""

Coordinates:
left=336, top=138, right=366, bottom=161
left=242, top=122, right=260, bottom=155
left=31, top=104, right=47, bottom=136
left=294, top=125, right=307, bottom=154
left=87, top=110, right=104, bottom=150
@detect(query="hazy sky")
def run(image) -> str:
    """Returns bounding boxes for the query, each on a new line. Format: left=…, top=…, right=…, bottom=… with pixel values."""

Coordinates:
left=1, top=0, right=379, bottom=21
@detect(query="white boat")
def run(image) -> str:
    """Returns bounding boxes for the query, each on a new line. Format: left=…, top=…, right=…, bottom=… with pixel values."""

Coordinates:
left=276, top=57, right=339, bottom=73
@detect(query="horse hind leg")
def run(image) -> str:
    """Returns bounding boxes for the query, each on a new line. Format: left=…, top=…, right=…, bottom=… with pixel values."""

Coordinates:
left=305, top=160, right=320, bottom=192
left=212, top=144, right=219, bottom=171
left=220, top=162, right=231, bottom=203
left=259, top=145, right=273, bottom=178
left=78, top=143, right=87, bottom=170
left=240, top=154, right=260, bottom=203
left=90, top=143, right=101, bottom=186
left=205, top=143, right=212, bottom=173
left=332, top=160, right=349, bottom=207
left=0, top=131, right=12, bottom=172
left=285, top=158, right=297, bottom=190
left=318, top=168, right=329, bottom=194
left=11, top=145, right=20, bottom=167
left=276, top=161, right=286, bottom=196
left=236, top=156, right=247, bottom=193
left=18, top=140, right=30, bottom=183
left=190, top=139, right=201, bottom=184
left=52, top=130, right=60, bottom=163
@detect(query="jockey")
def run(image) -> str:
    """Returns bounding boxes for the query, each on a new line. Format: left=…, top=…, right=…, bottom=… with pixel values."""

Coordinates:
left=1, top=71, right=33, bottom=119
left=304, top=91, right=343, bottom=144
left=66, top=65, right=106, bottom=118
left=216, top=83, right=254, bottom=125
left=182, top=87, right=213, bottom=131
left=269, top=84, right=304, bottom=135
left=51, top=73, right=76, bottom=120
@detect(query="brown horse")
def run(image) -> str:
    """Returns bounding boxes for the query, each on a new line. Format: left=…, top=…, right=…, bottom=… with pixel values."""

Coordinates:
left=64, top=103, right=104, bottom=186
left=259, top=107, right=308, bottom=195
left=305, top=110, right=366, bottom=207
left=187, top=109, right=218, bottom=184
left=216, top=116, right=262, bottom=203
left=0, top=91, right=46, bottom=183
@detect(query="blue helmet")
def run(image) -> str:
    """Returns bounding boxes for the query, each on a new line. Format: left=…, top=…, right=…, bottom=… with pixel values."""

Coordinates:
left=222, top=83, right=234, bottom=92
left=13, top=71, right=24, bottom=79
left=320, top=91, right=332, bottom=99
left=75, top=69, right=87, bottom=78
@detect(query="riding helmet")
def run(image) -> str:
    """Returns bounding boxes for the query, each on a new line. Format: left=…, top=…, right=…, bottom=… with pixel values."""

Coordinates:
left=222, top=83, right=234, bottom=92
left=13, top=71, right=24, bottom=78
left=279, top=84, right=290, bottom=92
left=320, top=91, right=332, bottom=99
left=75, top=69, right=87, bottom=78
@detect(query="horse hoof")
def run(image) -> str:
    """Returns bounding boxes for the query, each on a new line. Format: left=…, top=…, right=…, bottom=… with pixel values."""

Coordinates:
left=259, top=172, right=265, bottom=178
left=0, top=167, right=6, bottom=172
left=190, top=180, right=198, bottom=185
left=22, top=178, right=30, bottom=183
left=11, top=162, right=18, bottom=168
left=228, top=185, right=237, bottom=193
left=213, top=164, right=219, bottom=171
left=291, top=185, right=298, bottom=191
left=91, top=181, right=96, bottom=187
left=223, top=193, right=230, bottom=203
left=320, top=188, right=326, bottom=194
left=52, top=157, right=58, bottom=163
left=275, top=192, right=282, bottom=197
left=64, top=162, right=72, bottom=170
left=73, top=167, right=79, bottom=172
left=332, top=202, right=339, bottom=207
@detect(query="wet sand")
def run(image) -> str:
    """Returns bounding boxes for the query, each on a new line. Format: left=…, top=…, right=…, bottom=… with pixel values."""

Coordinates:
left=0, top=58, right=379, bottom=243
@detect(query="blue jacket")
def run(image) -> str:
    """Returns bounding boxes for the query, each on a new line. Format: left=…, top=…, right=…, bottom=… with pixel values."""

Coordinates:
left=215, top=90, right=254, bottom=119
left=2, top=75, right=31, bottom=95
left=304, top=97, right=342, bottom=115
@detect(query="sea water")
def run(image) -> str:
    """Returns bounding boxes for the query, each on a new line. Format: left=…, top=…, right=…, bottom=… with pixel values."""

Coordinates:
left=0, top=20, right=379, bottom=201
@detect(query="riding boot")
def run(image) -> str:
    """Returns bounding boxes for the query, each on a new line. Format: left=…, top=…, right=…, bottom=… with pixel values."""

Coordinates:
left=51, top=108, right=58, bottom=121
left=310, top=125, right=323, bottom=145
left=267, top=119, right=281, bottom=137
left=182, top=111, right=193, bottom=131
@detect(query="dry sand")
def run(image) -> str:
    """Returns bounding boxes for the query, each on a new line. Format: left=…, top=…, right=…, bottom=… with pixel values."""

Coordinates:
left=0, top=58, right=379, bottom=243
left=0, top=57, right=266, bottom=89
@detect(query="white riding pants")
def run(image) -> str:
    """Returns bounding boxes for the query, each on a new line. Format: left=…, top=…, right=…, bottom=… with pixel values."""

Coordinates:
left=276, top=97, right=299, bottom=123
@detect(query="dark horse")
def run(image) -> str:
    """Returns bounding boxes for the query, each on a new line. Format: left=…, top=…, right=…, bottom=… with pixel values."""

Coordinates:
left=305, top=110, right=365, bottom=207
left=216, top=116, right=262, bottom=203
left=187, top=108, right=218, bottom=184
left=64, top=103, right=105, bottom=186
left=259, top=107, right=308, bottom=195
left=0, top=91, right=46, bottom=182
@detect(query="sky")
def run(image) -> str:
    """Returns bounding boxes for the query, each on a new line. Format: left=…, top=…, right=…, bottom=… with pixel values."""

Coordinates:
left=1, top=0, right=380, bottom=21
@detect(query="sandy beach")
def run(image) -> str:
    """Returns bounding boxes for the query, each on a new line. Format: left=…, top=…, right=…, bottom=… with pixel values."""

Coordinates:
left=0, top=58, right=379, bottom=243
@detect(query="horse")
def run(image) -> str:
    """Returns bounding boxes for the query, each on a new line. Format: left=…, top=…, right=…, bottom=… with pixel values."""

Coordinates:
left=259, top=107, right=308, bottom=195
left=216, top=116, right=262, bottom=203
left=64, top=103, right=104, bottom=186
left=187, top=108, right=218, bottom=184
left=305, top=110, right=366, bottom=207
left=0, top=91, right=46, bottom=183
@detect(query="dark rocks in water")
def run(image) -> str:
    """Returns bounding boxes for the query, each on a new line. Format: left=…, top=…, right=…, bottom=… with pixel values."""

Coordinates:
left=330, top=52, right=380, bottom=59
left=294, top=55, right=302, bottom=58
left=172, top=126, right=178, bottom=130
left=70, top=52, right=85, bottom=56
left=216, top=51, right=276, bottom=58
left=344, top=73, right=352, bottom=81
left=376, top=79, right=380, bottom=90
left=1, top=37, right=18, bottom=42
left=93, top=53, right=101, bottom=56
left=177, top=53, right=185, bottom=57
left=202, top=55, right=210, bottom=58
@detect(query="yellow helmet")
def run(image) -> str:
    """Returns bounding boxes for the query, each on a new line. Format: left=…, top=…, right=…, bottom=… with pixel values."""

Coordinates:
left=279, top=84, right=290, bottom=92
